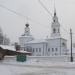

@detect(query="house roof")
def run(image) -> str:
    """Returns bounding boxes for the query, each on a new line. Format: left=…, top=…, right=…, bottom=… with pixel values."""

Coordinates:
left=0, top=45, right=31, bottom=56
left=17, top=50, right=31, bottom=54
left=0, top=45, right=15, bottom=51
left=25, top=37, right=67, bottom=44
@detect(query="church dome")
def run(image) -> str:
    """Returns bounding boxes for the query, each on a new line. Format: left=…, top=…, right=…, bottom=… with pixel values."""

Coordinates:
left=26, top=23, right=29, bottom=27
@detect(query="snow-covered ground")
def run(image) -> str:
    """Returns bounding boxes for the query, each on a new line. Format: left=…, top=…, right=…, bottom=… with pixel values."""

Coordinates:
left=1, top=59, right=75, bottom=75
left=0, top=63, right=42, bottom=75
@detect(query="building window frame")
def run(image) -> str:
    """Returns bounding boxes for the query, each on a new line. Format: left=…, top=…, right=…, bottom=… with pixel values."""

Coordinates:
left=39, top=48, right=41, bottom=52
left=33, top=48, right=35, bottom=52
left=48, top=48, right=50, bottom=52
left=53, top=28, right=56, bottom=33
left=56, top=48, right=58, bottom=51
left=52, top=48, right=54, bottom=52
left=36, top=48, right=38, bottom=52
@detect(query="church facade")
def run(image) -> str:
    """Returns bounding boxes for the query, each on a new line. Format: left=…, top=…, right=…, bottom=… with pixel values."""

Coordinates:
left=19, top=10, right=68, bottom=56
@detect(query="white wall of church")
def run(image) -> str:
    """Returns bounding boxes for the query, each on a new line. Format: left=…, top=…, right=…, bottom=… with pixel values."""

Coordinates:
left=60, top=39, right=67, bottom=55
left=47, top=39, right=61, bottom=56
left=20, top=37, right=67, bottom=56
left=46, top=38, right=67, bottom=56
left=24, top=43, right=47, bottom=56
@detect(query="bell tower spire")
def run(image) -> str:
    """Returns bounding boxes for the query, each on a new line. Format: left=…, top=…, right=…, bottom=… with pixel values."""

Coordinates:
left=51, top=8, right=60, bottom=38
left=54, top=7, right=56, bottom=16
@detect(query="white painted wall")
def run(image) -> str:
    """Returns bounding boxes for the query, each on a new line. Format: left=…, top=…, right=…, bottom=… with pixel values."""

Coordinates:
left=21, top=38, right=67, bottom=56
left=24, top=43, right=47, bottom=56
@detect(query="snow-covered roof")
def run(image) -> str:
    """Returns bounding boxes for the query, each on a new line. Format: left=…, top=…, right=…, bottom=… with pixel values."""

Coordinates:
left=17, top=50, right=31, bottom=54
left=50, top=37, right=67, bottom=41
left=26, top=39, right=47, bottom=44
left=19, top=35, right=33, bottom=38
left=0, top=45, right=31, bottom=55
left=0, top=45, right=16, bottom=51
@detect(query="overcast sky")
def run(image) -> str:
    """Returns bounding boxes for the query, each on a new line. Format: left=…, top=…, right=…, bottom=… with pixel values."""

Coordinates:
left=0, top=0, right=75, bottom=47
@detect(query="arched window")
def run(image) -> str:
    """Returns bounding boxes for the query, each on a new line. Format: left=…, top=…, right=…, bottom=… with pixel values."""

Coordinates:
left=56, top=48, right=58, bottom=51
left=39, top=48, right=41, bottom=52
left=54, top=19, right=55, bottom=22
left=62, top=42, right=66, bottom=47
left=33, top=48, right=35, bottom=52
left=36, top=48, right=38, bottom=52
left=53, top=28, right=56, bottom=33
left=52, top=48, right=54, bottom=52
left=48, top=48, right=50, bottom=52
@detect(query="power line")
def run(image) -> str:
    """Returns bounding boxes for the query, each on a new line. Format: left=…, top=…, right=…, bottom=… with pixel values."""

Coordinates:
left=0, top=3, right=72, bottom=36
left=60, top=25, right=69, bottom=34
left=0, top=4, right=51, bottom=30
left=38, top=0, right=53, bottom=17
left=60, top=24, right=75, bottom=35
left=0, top=4, right=27, bottom=18
left=38, top=0, right=70, bottom=35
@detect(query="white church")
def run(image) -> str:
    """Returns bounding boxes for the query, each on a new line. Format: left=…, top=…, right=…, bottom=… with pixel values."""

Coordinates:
left=19, top=10, right=68, bottom=56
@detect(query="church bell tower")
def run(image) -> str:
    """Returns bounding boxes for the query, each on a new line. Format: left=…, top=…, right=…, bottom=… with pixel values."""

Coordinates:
left=51, top=9, right=60, bottom=38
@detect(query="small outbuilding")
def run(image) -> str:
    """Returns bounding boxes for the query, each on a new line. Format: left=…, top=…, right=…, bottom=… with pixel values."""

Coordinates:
left=0, top=45, right=31, bottom=60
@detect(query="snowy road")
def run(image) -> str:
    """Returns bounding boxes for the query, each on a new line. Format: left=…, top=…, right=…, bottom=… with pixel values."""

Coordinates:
left=0, top=61, right=75, bottom=75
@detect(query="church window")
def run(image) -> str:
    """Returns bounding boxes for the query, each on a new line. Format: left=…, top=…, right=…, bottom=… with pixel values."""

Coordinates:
left=52, top=48, right=54, bottom=52
left=48, top=48, right=50, bottom=52
left=54, top=19, right=55, bottom=22
left=53, top=28, right=56, bottom=33
left=56, top=48, right=58, bottom=51
left=39, top=48, right=41, bottom=52
left=62, top=42, right=66, bottom=46
left=33, top=48, right=35, bottom=52
left=36, top=48, right=38, bottom=52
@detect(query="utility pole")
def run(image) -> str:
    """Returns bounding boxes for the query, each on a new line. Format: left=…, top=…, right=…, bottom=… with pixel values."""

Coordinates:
left=70, top=29, right=73, bottom=62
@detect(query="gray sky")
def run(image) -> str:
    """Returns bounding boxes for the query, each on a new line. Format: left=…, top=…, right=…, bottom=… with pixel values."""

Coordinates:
left=0, top=0, right=75, bottom=46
